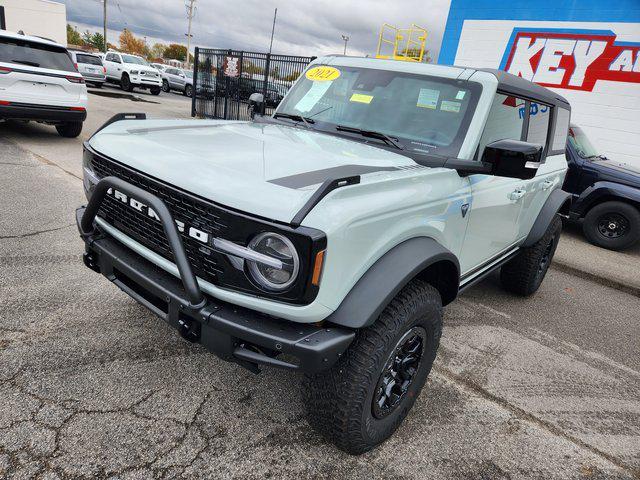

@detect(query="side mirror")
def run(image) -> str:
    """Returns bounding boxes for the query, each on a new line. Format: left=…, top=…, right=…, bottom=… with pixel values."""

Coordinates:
left=248, top=92, right=264, bottom=119
left=482, top=139, right=543, bottom=180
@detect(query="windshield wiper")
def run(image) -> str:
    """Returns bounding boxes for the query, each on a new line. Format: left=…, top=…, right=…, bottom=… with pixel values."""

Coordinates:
left=335, top=125, right=404, bottom=150
left=12, top=59, right=40, bottom=67
left=273, top=113, right=314, bottom=128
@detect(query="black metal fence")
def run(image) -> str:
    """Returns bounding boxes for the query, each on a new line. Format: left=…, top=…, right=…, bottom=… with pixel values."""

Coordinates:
left=191, top=48, right=314, bottom=121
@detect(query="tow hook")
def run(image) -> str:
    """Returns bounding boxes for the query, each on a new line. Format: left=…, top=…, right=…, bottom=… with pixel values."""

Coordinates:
left=82, top=252, right=101, bottom=273
left=178, top=316, right=201, bottom=343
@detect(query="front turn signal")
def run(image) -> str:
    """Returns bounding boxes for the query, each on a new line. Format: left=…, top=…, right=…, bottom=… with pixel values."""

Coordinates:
left=311, top=250, right=326, bottom=286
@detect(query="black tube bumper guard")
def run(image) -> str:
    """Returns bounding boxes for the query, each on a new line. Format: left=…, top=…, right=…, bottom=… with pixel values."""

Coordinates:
left=77, top=176, right=355, bottom=373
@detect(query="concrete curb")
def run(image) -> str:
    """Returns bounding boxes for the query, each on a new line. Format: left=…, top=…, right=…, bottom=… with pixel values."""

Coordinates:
left=551, top=260, right=640, bottom=298
left=88, top=89, right=159, bottom=104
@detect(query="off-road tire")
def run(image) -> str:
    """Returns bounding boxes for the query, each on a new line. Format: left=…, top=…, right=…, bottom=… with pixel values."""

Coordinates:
left=162, top=79, right=170, bottom=93
left=55, top=121, right=83, bottom=138
left=184, top=84, right=193, bottom=97
left=582, top=201, right=640, bottom=251
left=121, top=74, right=133, bottom=92
left=150, top=86, right=161, bottom=96
left=500, top=215, right=562, bottom=296
left=303, top=280, right=443, bottom=455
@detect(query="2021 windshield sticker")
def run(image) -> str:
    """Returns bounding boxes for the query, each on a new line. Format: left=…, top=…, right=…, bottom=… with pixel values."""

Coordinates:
left=305, top=66, right=341, bottom=82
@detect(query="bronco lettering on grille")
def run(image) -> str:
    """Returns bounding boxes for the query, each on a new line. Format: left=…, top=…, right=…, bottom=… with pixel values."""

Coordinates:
left=106, top=188, right=210, bottom=245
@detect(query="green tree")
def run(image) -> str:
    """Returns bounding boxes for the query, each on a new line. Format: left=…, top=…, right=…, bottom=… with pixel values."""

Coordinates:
left=163, top=43, right=187, bottom=61
left=66, top=24, right=82, bottom=46
left=149, top=43, right=166, bottom=60
left=82, top=31, right=105, bottom=51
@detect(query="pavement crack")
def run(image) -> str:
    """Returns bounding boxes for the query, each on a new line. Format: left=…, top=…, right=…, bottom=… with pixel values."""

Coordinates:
left=0, top=223, right=75, bottom=240
left=1, top=136, right=82, bottom=180
left=433, top=365, right=640, bottom=479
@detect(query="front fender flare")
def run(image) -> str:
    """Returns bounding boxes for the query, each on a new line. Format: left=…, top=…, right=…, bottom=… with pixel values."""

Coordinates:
left=573, top=181, right=640, bottom=218
left=325, top=237, right=460, bottom=329
left=522, top=189, right=571, bottom=247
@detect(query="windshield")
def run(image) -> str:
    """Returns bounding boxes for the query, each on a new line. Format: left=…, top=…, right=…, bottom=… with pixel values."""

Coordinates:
left=185, top=71, right=193, bottom=79
left=122, top=54, right=148, bottom=66
left=275, top=65, right=481, bottom=156
left=568, top=125, right=600, bottom=159
left=0, top=38, right=75, bottom=72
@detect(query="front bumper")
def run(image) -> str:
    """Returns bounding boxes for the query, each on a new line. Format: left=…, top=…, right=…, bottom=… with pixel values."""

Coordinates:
left=130, top=76, right=162, bottom=88
left=76, top=177, right=354, bottom=374
left=0, top=102, right=86, bottom=123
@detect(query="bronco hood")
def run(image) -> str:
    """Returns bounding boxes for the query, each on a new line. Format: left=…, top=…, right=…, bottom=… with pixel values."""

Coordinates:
left=88, top=119, right=419, bottom=223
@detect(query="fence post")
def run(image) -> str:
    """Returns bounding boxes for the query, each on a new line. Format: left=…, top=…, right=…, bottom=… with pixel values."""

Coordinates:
left=191, top=46, right=199, bottom=117
left=262, top=53, right=271, bottom=116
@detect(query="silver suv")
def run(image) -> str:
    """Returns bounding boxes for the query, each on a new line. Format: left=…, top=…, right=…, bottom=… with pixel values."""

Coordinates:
left=77, top=57, right=571, bottom=453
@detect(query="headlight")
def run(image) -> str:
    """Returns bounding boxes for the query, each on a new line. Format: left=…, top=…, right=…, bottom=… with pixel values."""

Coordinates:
left=82, top=149, right=99, bottom=199
left=247, top=232, right=299, bottom=291
left=130, top=70, right=139, bottom=75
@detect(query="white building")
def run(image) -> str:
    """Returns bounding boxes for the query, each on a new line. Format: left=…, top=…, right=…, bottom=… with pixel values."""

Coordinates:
left=438, top=0, right=640, bottom=166
left=0, top=0, right=67, bottom=45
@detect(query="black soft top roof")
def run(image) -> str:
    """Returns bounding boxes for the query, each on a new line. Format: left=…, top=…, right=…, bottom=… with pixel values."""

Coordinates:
left=477, top=68, right=571, bottom=110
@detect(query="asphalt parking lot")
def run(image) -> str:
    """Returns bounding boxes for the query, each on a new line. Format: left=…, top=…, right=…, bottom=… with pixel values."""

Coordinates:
left=1, top=86, right=639, bottom=479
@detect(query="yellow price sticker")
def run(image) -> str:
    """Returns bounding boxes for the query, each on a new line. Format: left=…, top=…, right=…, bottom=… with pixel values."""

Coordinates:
left=305, top=66, right=341, bottom=82
left=350, top=93, right=373, bottom=104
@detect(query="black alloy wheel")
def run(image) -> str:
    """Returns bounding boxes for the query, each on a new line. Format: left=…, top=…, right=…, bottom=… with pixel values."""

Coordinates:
left=583, top=201, right=640, bottom=250
left=596, top=212, right=629, bottom=239
left=372, top=327, right=426, bottom=419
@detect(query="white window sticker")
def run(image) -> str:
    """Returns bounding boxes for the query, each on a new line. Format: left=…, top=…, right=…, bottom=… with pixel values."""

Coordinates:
left=416, top=88, right=439, bottom=109
left=456, top=90, right=466, bottom=100
left=294, top=81, right=332, bottom=112
left=440, top=100, right=461, bottom=113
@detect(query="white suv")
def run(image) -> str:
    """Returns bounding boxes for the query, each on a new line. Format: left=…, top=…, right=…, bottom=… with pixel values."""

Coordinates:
left=78, top=58, right=572, bottom=453
left=161, top=67, right=194, bottom=97
left=0, top=31, right=88, bottom=137
left=102, top=51, right=162, bottom=95
left=69, top=50, right=106, bottom=88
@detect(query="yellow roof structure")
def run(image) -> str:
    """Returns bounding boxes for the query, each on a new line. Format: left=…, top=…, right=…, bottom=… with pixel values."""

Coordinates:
left=375, top=23, right=428, bottom=62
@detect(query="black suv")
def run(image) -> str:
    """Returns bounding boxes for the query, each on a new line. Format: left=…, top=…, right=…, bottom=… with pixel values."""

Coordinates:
left=564, top=125, right=640, bottom=250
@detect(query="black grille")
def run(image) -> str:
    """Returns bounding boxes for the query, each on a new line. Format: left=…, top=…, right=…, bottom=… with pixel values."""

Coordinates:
left=87, top=149, right=324, bottom=305
left=90, top=153, right=230, bottom=286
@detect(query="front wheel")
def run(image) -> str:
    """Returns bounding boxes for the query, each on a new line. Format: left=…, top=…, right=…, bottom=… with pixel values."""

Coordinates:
left=582, top=201, right=640, bottom=250
left=121, top=74, right=133, bottom=92
left=184, top=84, right=193, bottom=97
left=500, top=215, right=561, bottom=296
left=303, top=280, right=443, bottom=455
left=150, top=86, right=161, bottom=96
left=162, top=79, right=170, bottom=93
left=55, top=121, right=83, bottom=138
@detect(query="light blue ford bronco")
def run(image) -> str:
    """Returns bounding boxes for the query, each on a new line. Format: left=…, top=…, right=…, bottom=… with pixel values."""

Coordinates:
left=77, top=56, right=571, bottom=454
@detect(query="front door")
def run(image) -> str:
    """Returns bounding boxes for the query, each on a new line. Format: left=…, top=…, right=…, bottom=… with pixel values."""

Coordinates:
left=458, top=92, right=529, bottom=275
left=461, top=175, right=524, bottom=273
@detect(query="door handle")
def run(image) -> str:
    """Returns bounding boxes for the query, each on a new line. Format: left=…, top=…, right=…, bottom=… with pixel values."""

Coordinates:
left=541, top=180, right=554, bottom=190
left=508, top=189, right=526, bottom=201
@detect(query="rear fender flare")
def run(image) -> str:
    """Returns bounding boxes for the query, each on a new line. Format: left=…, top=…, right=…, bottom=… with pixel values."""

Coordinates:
left=326, top=237, right=460, bottom=329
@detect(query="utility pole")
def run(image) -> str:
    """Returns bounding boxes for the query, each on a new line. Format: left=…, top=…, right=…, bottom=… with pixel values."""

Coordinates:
left=268, top=8, right=277, bottom=54
left=341, top=34, right=349, bottom=55
left=185, top=0, right=196, bottom=67
left=103, top=0, right=107, bottom=52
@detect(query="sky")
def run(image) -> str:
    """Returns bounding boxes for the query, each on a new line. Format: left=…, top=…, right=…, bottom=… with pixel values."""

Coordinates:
left=61, top=0, right=453, bottom=61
